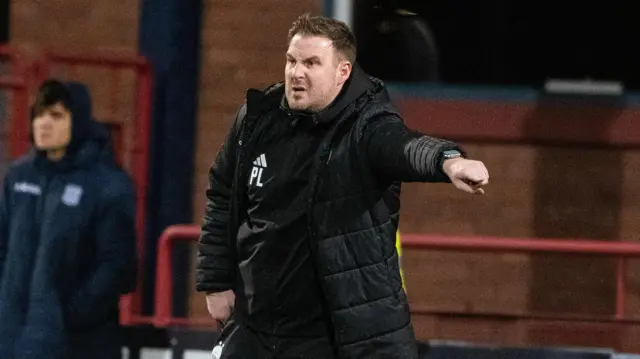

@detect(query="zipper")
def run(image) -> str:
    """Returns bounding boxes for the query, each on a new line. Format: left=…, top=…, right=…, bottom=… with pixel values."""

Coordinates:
left=229, top=108, right=262, bottom=330
left=304, top=111, right=360, bottom=358
left=34, top=174, right=51, bottom=243
left=23, top=174, right=50, bottom=306
left=304, top=94, right=373, bottom=353
left=305, top=140, right=339, bottom=356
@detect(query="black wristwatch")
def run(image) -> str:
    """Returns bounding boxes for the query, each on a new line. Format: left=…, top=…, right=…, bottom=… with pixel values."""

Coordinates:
left=442, top=149, right=462, bottom=160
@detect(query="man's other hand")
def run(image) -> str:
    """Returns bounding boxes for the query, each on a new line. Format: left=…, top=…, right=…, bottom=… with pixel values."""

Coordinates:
left=206, top=289, right=235, bottom=327
left=443, top=158, right=489, bottom=195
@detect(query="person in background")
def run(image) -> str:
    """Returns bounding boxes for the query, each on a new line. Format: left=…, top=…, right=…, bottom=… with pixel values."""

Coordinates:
left=0, top=80, right=138, bottom=359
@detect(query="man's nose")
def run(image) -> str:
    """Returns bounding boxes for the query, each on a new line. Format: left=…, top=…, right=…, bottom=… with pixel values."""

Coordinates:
left=290, top=63, right=304, bottom=78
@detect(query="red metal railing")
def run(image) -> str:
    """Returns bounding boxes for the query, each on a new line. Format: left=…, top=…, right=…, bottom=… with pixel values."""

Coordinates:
left=1, top=75, right=30, bottom=158
left=0, top=45, right=30, bottom=158
left=152, top=224, right=640, bottom=328
left=153, top=224, right=216, bottom=327
left=401, top=234, right=640, bottom=323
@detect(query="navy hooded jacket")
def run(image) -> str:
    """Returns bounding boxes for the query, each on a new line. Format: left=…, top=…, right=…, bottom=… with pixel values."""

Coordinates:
left=0, top=82, right=137, bottom=359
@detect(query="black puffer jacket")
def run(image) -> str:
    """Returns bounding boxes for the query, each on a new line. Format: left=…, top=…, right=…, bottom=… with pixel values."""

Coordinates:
left=196, top=65, right=460, bottom=359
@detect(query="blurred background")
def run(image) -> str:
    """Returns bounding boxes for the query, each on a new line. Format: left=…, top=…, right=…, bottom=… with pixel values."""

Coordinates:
left=1, top=0, right=640, bottom=358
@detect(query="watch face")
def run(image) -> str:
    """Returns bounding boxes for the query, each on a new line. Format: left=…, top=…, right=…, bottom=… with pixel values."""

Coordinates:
left=443, top=150, right=462, bottom=158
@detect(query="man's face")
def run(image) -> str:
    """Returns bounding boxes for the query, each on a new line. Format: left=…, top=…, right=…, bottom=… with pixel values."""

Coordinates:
left=285, top=34, right=351, bottom=112
left=32, top=102, right=72, bottom=151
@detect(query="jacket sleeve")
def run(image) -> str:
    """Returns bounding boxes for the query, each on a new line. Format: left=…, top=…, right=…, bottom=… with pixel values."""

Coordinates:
left=64, top=174, right=137, bottom=328
left=195, top=105, right=245, bottom=293
left=361, top=114, right=463, bottom=183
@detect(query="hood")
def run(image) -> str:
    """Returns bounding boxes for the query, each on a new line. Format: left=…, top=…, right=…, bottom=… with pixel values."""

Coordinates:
left=73, top=121, right=118, bottom=167
left=280, top=63, right=390, bottom=126
left=61, top=81, right=94, bottom=153
left=30, top=81, right=93, bottom=153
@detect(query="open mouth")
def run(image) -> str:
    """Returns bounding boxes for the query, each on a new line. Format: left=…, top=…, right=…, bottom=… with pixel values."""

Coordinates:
left=292, top=86, right=306, bottom=92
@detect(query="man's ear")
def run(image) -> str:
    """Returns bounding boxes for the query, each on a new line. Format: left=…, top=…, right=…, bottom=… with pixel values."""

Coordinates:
left=337, top=61, right=352, bottom=86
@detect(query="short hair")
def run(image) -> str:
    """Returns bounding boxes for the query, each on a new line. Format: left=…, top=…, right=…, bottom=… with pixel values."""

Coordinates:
left=32, top=80, right=71, bottom=117
left=287, top=13, right=357, bottom=63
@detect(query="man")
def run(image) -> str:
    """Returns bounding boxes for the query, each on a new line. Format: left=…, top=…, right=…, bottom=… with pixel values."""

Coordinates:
left=196, top=13, right=489, bottom=359
left=0, top=80, right=138, bottom=359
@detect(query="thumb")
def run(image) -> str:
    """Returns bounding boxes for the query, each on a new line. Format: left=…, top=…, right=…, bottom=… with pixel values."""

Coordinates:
left=453, top=178, right=475, bottom=194
left=454, top=178, right=485, bottom=195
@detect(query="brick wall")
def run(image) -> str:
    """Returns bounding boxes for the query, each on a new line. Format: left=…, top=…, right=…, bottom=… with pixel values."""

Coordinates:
left=7, top=0, right=140, bottom=162
left=398, top=100, right=640, bottom=351
left=11, top=0, right=139, bottom=53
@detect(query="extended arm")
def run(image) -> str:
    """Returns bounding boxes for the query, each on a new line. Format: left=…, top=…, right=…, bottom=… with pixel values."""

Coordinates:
left=363, top=115, right=462, bottom=182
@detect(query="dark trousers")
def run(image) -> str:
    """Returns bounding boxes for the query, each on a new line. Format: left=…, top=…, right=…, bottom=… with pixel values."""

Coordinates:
left=216, top=321, right=336, bottom=359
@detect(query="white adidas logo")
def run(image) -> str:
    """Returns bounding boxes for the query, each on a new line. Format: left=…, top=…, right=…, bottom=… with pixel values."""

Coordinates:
left=249, top=154, right=267, bottom=187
